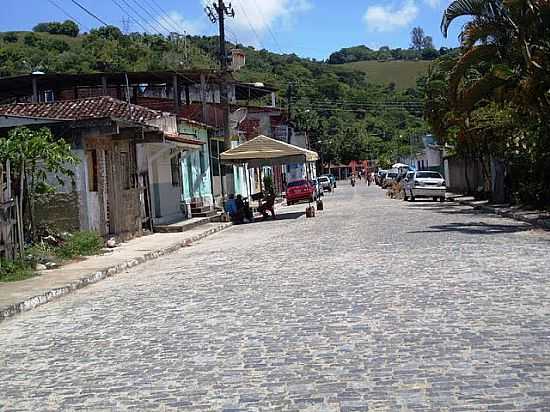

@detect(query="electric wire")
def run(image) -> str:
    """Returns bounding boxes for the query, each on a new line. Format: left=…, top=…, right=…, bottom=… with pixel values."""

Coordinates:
left=46, top=0, right=90, bottom=31
left=130, top=0, right=174, bottom=34
left=251, top=0, right=283, bottom=53
left=144, top=0, right=185, bottom=32
left=69, top=0, right=109, bottom=26
left=110, top=0, right=151, bottom=33
left=117, top=0, right=164, bottom=35
left=235, top=2, right=264, bottom=49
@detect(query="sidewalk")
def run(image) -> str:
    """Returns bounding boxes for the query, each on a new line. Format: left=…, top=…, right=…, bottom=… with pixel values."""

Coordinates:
left=0, top=221, right=232, bottom=323
left=447, top=193, right=550, bottom=230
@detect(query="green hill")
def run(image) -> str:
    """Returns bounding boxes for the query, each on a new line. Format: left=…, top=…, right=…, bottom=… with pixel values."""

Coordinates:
left=336, top=60, right=432, bottom=90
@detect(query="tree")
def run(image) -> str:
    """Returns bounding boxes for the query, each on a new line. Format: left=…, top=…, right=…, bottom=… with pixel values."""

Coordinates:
left=410, top=27, right=426, bottom=51
left=422, top=36, right=434, bottom=50
left=431, top=0, right=550, bottom=205
left=33, top=21, right=79, bottom=37
left=0, top=127, right=79, bottom=239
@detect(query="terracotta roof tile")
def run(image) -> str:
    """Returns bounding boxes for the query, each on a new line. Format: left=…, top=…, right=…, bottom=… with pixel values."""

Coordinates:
left=0, top=96, right=165, bottom=124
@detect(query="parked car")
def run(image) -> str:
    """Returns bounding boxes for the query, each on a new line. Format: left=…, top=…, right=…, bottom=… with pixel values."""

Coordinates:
left=376, top=170, right=387, bottom=186
left=286, top=179, right=316, bottom=205
left=318, top=175, right=333, bottom=192
left=311, top=178, right=324, bottom=200
left=325, top=174, right=337, bottom=188
left=403, top=171, right=446, bottom=202
left=382, top=170, right=398, bottom=188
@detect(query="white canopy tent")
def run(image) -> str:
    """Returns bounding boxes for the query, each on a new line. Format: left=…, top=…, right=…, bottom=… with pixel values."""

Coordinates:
left=219, top=134, right=319, bottom=204
left=220, top=135, right=319, bottom=167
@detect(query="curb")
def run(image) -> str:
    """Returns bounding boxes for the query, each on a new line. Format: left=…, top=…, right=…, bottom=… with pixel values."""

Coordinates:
left=452, top=198, right=550, bottom=230
left=0, top=222, right=233, bottom=324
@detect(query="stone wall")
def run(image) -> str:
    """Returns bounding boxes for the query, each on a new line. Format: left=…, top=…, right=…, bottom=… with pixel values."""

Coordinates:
left=34, top=192, right=81, bottom=232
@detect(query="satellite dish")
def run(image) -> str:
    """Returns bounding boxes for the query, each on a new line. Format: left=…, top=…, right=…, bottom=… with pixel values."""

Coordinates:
left=229, top=107, right=248, bottom=129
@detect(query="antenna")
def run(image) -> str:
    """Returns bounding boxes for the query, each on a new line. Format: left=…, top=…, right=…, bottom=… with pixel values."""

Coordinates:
left=122, top=17, right=131, bottom=34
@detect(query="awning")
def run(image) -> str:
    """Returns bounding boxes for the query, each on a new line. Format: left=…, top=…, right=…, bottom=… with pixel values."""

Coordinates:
left=220, top=134, right=319, bottom=168
left=164, top=133, right=205, bottom=151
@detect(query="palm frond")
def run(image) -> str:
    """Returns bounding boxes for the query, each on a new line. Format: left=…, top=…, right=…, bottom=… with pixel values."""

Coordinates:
left=448, top=45, right=499, bottom=106
left=441, top=0, right=504, bottom=37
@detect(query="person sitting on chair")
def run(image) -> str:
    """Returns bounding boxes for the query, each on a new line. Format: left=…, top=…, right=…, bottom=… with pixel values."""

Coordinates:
left=236, top=194, right=253, bottom=223
left=258, top=190, right=276, bottom=219
left=225, top=194, right=244, bottom=224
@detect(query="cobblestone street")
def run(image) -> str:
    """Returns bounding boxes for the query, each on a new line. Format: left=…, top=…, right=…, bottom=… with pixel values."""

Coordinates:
left=1, top=185, right=549, bottom=411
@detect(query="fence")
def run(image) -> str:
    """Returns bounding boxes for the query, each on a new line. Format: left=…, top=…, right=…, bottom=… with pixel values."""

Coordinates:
left=0, top=161, right=23, bottom=263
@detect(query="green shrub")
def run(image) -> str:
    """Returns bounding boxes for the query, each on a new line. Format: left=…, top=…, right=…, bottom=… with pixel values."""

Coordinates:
left=0, top=260, right=35, bottom=282
left=55, top=231, right=104, bottom=260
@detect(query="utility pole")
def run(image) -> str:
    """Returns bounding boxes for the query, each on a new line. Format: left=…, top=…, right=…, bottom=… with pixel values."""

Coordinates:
left=286, top=83, right=293, bottom=144
left=205, top=1, right=234, bottom=151
left=206, top=1, right=235, bottom=201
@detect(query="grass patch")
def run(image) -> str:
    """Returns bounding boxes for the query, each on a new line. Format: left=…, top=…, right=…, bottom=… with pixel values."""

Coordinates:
left=0, top=259, right=35, bottom=282
left=55, top=231, right=104, bottom=260
left=336, top=60, right=432, bottom=89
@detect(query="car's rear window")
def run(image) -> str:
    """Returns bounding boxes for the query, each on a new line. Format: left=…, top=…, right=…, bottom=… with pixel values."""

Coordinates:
left=319, top=177, right=329, bottom=182
left=416, top=172, right=443, bottom=179
left=387, top=173, right=398, bottom=178
left=287, top=180, right=307, bottom=187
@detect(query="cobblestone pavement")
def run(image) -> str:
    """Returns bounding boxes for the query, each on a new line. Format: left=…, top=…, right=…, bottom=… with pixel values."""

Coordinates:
left=1, top=185, right=549, bottom=411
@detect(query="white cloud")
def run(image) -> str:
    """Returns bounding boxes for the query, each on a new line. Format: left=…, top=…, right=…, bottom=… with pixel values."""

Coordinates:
left=363, top=0, right=419, bottom=32
left=203, top=0, right=313, bottom=47
left=424, top=0, right=440, bottom=8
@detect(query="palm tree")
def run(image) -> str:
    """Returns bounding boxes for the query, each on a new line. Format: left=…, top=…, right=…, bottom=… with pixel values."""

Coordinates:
left=440, top=0, right=550, bottom=115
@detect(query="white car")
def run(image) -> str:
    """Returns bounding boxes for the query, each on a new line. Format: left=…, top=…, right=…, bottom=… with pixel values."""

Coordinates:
left=403, top=171, right=446, bottom=202
left=318, top=176, right=333, bottom=192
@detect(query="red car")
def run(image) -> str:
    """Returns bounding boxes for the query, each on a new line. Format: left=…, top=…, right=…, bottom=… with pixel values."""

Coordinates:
left=286, top=179, right=316, bottom=206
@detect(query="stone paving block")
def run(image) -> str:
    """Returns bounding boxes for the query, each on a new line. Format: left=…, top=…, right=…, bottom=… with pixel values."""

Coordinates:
left=0, top=186, right=549, bottom=410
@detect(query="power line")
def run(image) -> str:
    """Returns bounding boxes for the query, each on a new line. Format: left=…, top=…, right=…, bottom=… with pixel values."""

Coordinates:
left=252, top=0, right=283, bottom=53
left=291, top=99, right=425, bottom=108
left=235, top=2, right=264, bottom=49
left=110, top=0, right=150, bottom=33
left=143, top=0, right=184, bottom=32
left=46, top=0, right=90, bottom=31
left=69, top=0, right=109, bottom=26
left=130, top=0, right=174, bottom=34
left=117, top=0, right=164, bottom=35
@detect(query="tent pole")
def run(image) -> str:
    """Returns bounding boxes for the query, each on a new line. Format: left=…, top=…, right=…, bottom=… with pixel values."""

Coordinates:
left=246, top=163, right=251, bottom=199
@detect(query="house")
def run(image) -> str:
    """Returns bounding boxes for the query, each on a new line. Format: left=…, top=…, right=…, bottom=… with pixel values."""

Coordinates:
left=400, top=134, right=444, bottom=173
left=0, top=70, right=285, bottom=203
left=0, top=97, right=203, bottom=238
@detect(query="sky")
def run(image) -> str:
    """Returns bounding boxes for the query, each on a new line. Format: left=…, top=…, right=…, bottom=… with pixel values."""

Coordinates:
left=1, top=0, right=465, bottom=59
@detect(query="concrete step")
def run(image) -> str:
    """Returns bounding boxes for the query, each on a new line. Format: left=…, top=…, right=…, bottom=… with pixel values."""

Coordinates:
left=191, top=206, right=212, bottom=214
left=192, top=210, right=217, bottom=218
left=154, top=213, right=222, bottom=233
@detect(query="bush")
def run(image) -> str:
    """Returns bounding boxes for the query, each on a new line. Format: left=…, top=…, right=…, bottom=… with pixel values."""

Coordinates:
left=0, top=260, right=35, bottom=282
left=55, top=231, right=104, bottom=260
left=33, top=20, right=79, bottom=37
left=3, top=33, right=18, bottom=44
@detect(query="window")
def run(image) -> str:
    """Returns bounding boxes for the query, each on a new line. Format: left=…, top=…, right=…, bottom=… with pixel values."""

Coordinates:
left=287, top=180, right=307, bottom=188
left=199, top=150, right=206, bottom=175
left=210, top=140, right=220, bottom=176
left=416, top=171, right=443, bottom=179
left=171, top=154, right=181, bottom=186
left=86, top=150, right=98, bottom=192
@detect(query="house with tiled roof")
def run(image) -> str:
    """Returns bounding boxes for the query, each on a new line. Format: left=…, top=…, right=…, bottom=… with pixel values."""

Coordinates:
left=0, top=70, right=291, bottom=202
left=0, top=96, right=211, bottom=238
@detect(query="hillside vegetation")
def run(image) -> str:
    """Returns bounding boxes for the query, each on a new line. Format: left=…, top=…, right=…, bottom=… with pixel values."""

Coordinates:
left=0, top=24, right=429, bottom=168
left=337, top=60, right=432, bottom=90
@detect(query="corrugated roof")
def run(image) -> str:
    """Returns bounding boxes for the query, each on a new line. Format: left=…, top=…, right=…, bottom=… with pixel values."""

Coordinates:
left=0, top=96, right=166, bottom=124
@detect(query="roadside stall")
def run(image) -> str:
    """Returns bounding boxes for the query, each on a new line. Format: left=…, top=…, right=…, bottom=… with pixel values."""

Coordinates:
left=219, top=135, right=319, bottom=219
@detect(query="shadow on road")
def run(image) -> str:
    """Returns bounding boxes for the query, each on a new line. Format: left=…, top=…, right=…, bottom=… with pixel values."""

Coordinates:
left=409, top=221, right=530, bottom=236
left=405, top=201, right=490, bottom=217
left=255, top=212, right=305, bottom=223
